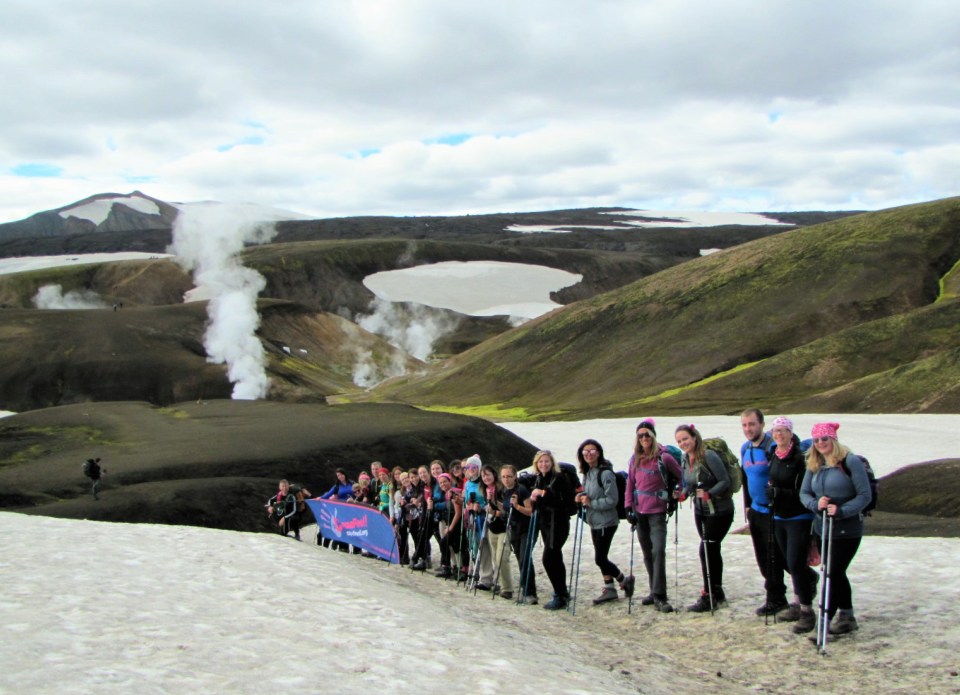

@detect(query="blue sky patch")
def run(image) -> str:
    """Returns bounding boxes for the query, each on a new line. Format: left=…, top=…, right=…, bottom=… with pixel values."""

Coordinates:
left=11, top=163, right=64, bottom=177
left=217, top=135, right=266, bottom=152
left=425, top=133, right=472, bottom=146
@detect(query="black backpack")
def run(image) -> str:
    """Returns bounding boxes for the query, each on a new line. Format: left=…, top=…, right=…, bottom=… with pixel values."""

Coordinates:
left=519, top=462, right=581, bottom=517
left=602, top=468, right=628, bottom=520
left=839, top=454, right=879, bottom=515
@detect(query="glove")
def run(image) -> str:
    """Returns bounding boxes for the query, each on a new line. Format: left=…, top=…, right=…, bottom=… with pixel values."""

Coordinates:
left=626, top=511, right=638, bottom=526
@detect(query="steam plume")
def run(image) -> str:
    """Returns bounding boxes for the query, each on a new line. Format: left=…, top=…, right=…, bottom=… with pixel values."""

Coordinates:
left=169, top=205, right=276, bottom=400
left=33, top=284, right=108, bottom=310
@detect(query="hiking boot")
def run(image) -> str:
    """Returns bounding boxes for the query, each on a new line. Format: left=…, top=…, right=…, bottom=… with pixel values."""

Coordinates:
left=592, top=587, right=619, bottom=605
left=620, top=575, right=636, bottom=598
left=793, top=608, right=816, bottom=633
left=294, top=532, right=302, bottom=541
left=543, top=594, right=569, bottom=610
left=500, top=590, right=513, bottom=600
left=828, top=613, right=860, bottom=635
left=524, top=595, right=539, bottom=605
left=476, top=583, right=492, bottom=591
left=755, top=598, right=789, bottom=616
left=687, top=591, right=718, bottom=613
left=654, top=596, right=674, bottom=613
left=434, top=566, right=452, bottom=579
left=410, top=559, right=426, bottom=571
left=639, top=593, right=656, bottom=606
left=779, top=603, right=802, bottom=622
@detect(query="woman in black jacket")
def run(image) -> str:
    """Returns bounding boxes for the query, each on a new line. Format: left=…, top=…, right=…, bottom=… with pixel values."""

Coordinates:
left=767, top=416, right=819, bottom=633
left=529, top=450, right=574, bottom=610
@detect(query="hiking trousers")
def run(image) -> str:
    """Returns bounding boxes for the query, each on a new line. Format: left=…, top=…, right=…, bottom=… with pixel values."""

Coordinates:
left=748, top=509, right=787, bottom=603
left=636, top=512, right=668, bottom=598
left=775, top=516, right=818, bottom=606
left=695, top=511, right=734, bottom=593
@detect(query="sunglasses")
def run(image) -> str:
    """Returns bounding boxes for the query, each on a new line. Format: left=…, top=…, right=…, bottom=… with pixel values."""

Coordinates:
left=813, top=436, right=834, bottom=444
left=637, top=432, right=653, bottom=439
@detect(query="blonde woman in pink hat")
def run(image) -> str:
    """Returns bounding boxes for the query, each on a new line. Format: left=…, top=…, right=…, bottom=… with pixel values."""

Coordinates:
left=800, top=421, right=872, bottom=635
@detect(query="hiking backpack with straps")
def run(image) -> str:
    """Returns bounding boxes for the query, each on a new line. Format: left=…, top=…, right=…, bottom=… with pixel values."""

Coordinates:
left=839, top=454, right=879, bottom=515
left=703, top=437, right=742, bottom=495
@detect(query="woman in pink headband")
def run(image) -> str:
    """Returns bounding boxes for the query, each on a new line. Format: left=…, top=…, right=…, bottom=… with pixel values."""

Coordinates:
left=799, top=421, right=873, bottom=636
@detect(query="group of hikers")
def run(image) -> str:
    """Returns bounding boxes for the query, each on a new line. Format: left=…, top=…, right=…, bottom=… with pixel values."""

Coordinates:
left=265, top=408, right=873, bottom=644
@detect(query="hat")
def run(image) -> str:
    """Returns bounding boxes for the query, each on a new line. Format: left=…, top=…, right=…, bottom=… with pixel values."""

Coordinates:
left=378, top=467, right=391, bottom=476
left=438, top=473, right=452, bottom=482
left=771, top=416, right=794, bottom=432
left=464, top=455, right=482, bottom=469
left=636, top=419, right=656, bottom=435
left=811, top=422, right=840, bottom=440
left=358, top=472, right=371, bottom=480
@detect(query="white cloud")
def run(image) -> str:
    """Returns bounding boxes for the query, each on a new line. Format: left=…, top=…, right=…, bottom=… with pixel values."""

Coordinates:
left=2, top=0, right=958, bottom=222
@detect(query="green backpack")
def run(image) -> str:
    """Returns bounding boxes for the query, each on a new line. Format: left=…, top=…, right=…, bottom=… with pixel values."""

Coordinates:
left=704, top=437, right=742, bottom=495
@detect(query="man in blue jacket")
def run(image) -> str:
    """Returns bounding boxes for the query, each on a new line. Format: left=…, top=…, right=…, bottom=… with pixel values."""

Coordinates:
left=741, top=408, right=788, bottom=616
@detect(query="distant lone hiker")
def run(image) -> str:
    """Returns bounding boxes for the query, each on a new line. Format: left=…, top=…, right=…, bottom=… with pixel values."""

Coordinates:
left=83, top=457, right=105, bottom=500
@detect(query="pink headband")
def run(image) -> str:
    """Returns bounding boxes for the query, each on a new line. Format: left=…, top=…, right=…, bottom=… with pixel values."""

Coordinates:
left=811, top=422, right=840, bottom=439
left=438, top=473, right=452, bottom=482
left=359, top=472, right=371, bottom=480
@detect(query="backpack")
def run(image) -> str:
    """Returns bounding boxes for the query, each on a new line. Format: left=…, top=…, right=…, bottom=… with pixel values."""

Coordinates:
left=656, top=456, right=680, bottom=517
left=839, top=454, right=879, bottom=516
left=703, top=437, right=742, bottom=495
left=82, top=458, right=100, bottom=478
left=518, top=462, right=581, bottom=517
left=664, top=444, right=683, bottom=465
left=603, top=468, right=628, bottom=520
left=559, top=461, right=582, bottom=517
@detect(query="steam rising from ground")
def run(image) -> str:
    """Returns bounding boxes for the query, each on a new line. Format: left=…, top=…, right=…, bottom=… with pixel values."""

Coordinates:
left=169, top=205, right=276, bottom=400
left=33, top=284, right=108, bottom=310
left=352, top=299, right=459, bottom=388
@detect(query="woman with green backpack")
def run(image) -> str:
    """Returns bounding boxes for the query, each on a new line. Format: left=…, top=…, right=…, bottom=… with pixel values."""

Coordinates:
left=675, top=423, right=734, bottom=613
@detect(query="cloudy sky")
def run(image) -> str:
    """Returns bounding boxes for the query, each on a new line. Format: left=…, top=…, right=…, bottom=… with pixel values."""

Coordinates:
left=2, top=0, right=957, bottom=222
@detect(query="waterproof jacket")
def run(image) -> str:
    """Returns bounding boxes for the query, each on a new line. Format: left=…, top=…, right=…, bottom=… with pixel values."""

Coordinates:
left=741, top=433, right=775, bottom=513
left=800, top=453, right=871, bottom=539
left=532, top=470, right=572, bottom=549
left=767, top=434, right=813, bottom=521
left=581, top=461, right=620, bottom=530
left=626, top=446, right=682, bottom=515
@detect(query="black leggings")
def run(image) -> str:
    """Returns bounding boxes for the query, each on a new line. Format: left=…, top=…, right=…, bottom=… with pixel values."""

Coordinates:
left=775, top=517, right=818, bottom=606
left=539, top=517, right=570, bottom=598
left=591, top=525, right=621, bottom=579
left=817, top=533, right=862, bottom=619
left=695, top=511, right=734, bottom=593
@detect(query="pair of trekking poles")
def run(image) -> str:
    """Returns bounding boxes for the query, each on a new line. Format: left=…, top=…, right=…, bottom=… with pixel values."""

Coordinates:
left=816, top=509, right=835, bottom=655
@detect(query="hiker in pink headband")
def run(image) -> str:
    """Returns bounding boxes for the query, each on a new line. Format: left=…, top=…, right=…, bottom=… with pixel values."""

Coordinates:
left=811, top=422, right=840, bottom=440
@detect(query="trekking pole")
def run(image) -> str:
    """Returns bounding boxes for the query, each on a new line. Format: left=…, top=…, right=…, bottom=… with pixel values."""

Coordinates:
left=411, top=507, right=430, bottom=572
left=815, top=509, right=829, bottom=651
left=627, top=519, right=636, bottom=615
left=457, top=507, right=470, bottom=586
left=472, top=512, right=490, bottom=595
left=674, top=501, right=680, bottom=597
left=491, top=505, right=514, bottom=600
left=819, top=513, right=835, bottom=656
left=518, top=509, right=538, bottom=604
left=567, top=506, right=582, bottom=598
left=570, top=507, right=586, bottom=615
left=765, top=509, right=774, bottom=626
left=698, top=496, right=715, bottom=616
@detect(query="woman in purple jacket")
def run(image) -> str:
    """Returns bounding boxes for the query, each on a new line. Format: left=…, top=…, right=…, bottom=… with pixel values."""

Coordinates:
left=625, top=419, right=683, bottom=612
